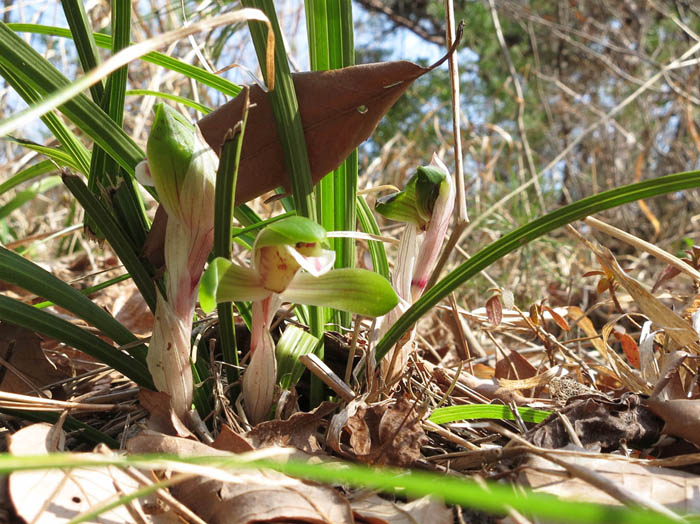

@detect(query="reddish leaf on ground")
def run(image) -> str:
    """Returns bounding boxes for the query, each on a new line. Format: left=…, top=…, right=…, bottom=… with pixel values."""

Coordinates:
left=485, top=295, right=502, bottom=325
left=138, top=389, right=195, bottom=438
left=612, top=330, right=641, bottom=368
left=197, top=28, right=461, bottom=205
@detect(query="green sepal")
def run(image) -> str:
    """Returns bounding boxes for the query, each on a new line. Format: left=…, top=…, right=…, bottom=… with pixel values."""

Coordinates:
left=375, top=165, right=448, bottom=228
left=199, top=257, right=233, bottom=314
left=204, top=257, right=270, bottom=303
left=146, top=103, right=194, bottom=213
left=281, top=268, right=398, bottom=317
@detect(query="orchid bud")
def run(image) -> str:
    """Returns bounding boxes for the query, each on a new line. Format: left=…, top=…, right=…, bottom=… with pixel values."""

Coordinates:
left=375, top=164, right=449, bottom=230
left=144, top=104, right=217, bottom=231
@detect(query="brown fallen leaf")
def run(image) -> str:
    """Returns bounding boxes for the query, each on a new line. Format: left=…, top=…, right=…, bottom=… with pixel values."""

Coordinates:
left=8, top=423, right=159, bottom=523
left=138, top=389, right=195, bottom=438
left=198, top=26, right=462, bottom=205
left=0, top=323, right=66, bottom=395
left=245, top=400, right=338, bottom=453
left=127, top=431, right=354, bottom=524
left=526, top=394, right=663, bottom=452
left=351, top=494, right=452, bottom=524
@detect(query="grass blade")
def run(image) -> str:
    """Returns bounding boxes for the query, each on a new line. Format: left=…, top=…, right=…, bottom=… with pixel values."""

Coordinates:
left=0, top=409, right=118, bottom=447
left=61, top=173, right=159, bottom=313
left=0, top=246, right=147, bottom=362
left=356, top=195, right=390, bottom=280
left=429, top=404, right=552, bottom=424
left=0, top=160, right=58, bottom=196
left=9, top=23, right=241, bottom=97
left=214, top=90, right=250, bottom=383
left=0, top=295, right=152, bottom=388
left=376, top=169, right=700, bottom=360
left=60, top=0, right=104, bottom=102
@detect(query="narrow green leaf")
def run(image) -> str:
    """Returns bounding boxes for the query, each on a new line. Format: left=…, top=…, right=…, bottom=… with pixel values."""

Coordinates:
left=0, top=295, right=153, bottom=388
left=9, top=24, right=242, bottom=97
left=241, top=0, right=316, bottom=218
left=429, top=404, right=552, bottom=425
left=0, top=246, right=146, bottom=362
left=0, top=176, right=61, bottom=221
left=62, top=173, right=158, bottom=313
left=281, top=268, right=398, bottom=317
left=126, top=89, right=212, bottom=114
left=0, top=63, right=91, bottom=174
left=377, top=169, right=700, bottom=361
left=0, top=453, right=679, bottom=524
left=356, top=195, right=390, bottom=280
left=276, top=325, right=319, bottom=389
left=3, top=139, right=83, bottom=173
left=0, top=160, right=57, bottom=196
left=60, top=0, right=104, bottom=102
left=214, top=93, right=250, bottom=382
left=0, top=22, right=145, bottom=174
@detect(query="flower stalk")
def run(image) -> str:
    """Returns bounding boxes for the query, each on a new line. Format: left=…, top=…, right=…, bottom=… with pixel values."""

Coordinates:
left=136, top=104, right=217, bottom=421
left=374, top=154, right=455, bottom=380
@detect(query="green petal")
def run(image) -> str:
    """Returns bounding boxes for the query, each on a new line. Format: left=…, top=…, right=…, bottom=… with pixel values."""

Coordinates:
left=280, top=268, right=398, bottom=317
left=202, top=257, right=269, bottom=304
left=254, top=216, right=327, bottom=249
left=199, top=257, right=231, bottom=313
left=374, top=175, right=420, bottom=225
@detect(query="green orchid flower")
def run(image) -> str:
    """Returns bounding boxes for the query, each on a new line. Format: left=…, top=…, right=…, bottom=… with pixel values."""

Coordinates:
left=201, top=216, right=398, bottom=423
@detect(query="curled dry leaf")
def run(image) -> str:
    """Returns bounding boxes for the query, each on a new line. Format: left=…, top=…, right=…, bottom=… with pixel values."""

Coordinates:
left=138, top=388, right=195, bottom=438
left=351, top=494, right=452, bottom=524
left=526, top=394, right=663, bottom=452
left=8, top=424, right=156, bottom=524
left=328, top=396, right=427, bottom=467
left=245, top=400, right=338, bottom=454
left=127, top=431, right=354, bottom=524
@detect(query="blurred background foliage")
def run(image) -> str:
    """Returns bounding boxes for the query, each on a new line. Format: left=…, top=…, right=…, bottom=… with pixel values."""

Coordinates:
left=1, top=0, right=700, bottom=307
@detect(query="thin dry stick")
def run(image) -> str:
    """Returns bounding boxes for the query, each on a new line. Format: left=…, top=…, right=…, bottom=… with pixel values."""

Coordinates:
left=461, top=37, right=700, bottom=240
left=424, top=0, right=468, bottom=290
left=487, top=0, right=544, bottom=210
left=584, top=216, right=700, bottom=283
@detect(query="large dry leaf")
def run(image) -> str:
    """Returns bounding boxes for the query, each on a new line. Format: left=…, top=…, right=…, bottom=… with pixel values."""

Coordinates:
left=526, top=394, right=663, bottom=452
left=0, top=323, right=66, bottom=394
left=351, top=494, right=452, bottom=524
left=198, top=39, right=460, bottom=204
left=522, top=453, right=700, bottom=514
left=127, top=431, right=354, bottom=524
left=8, top=423, right=156, bottom=523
